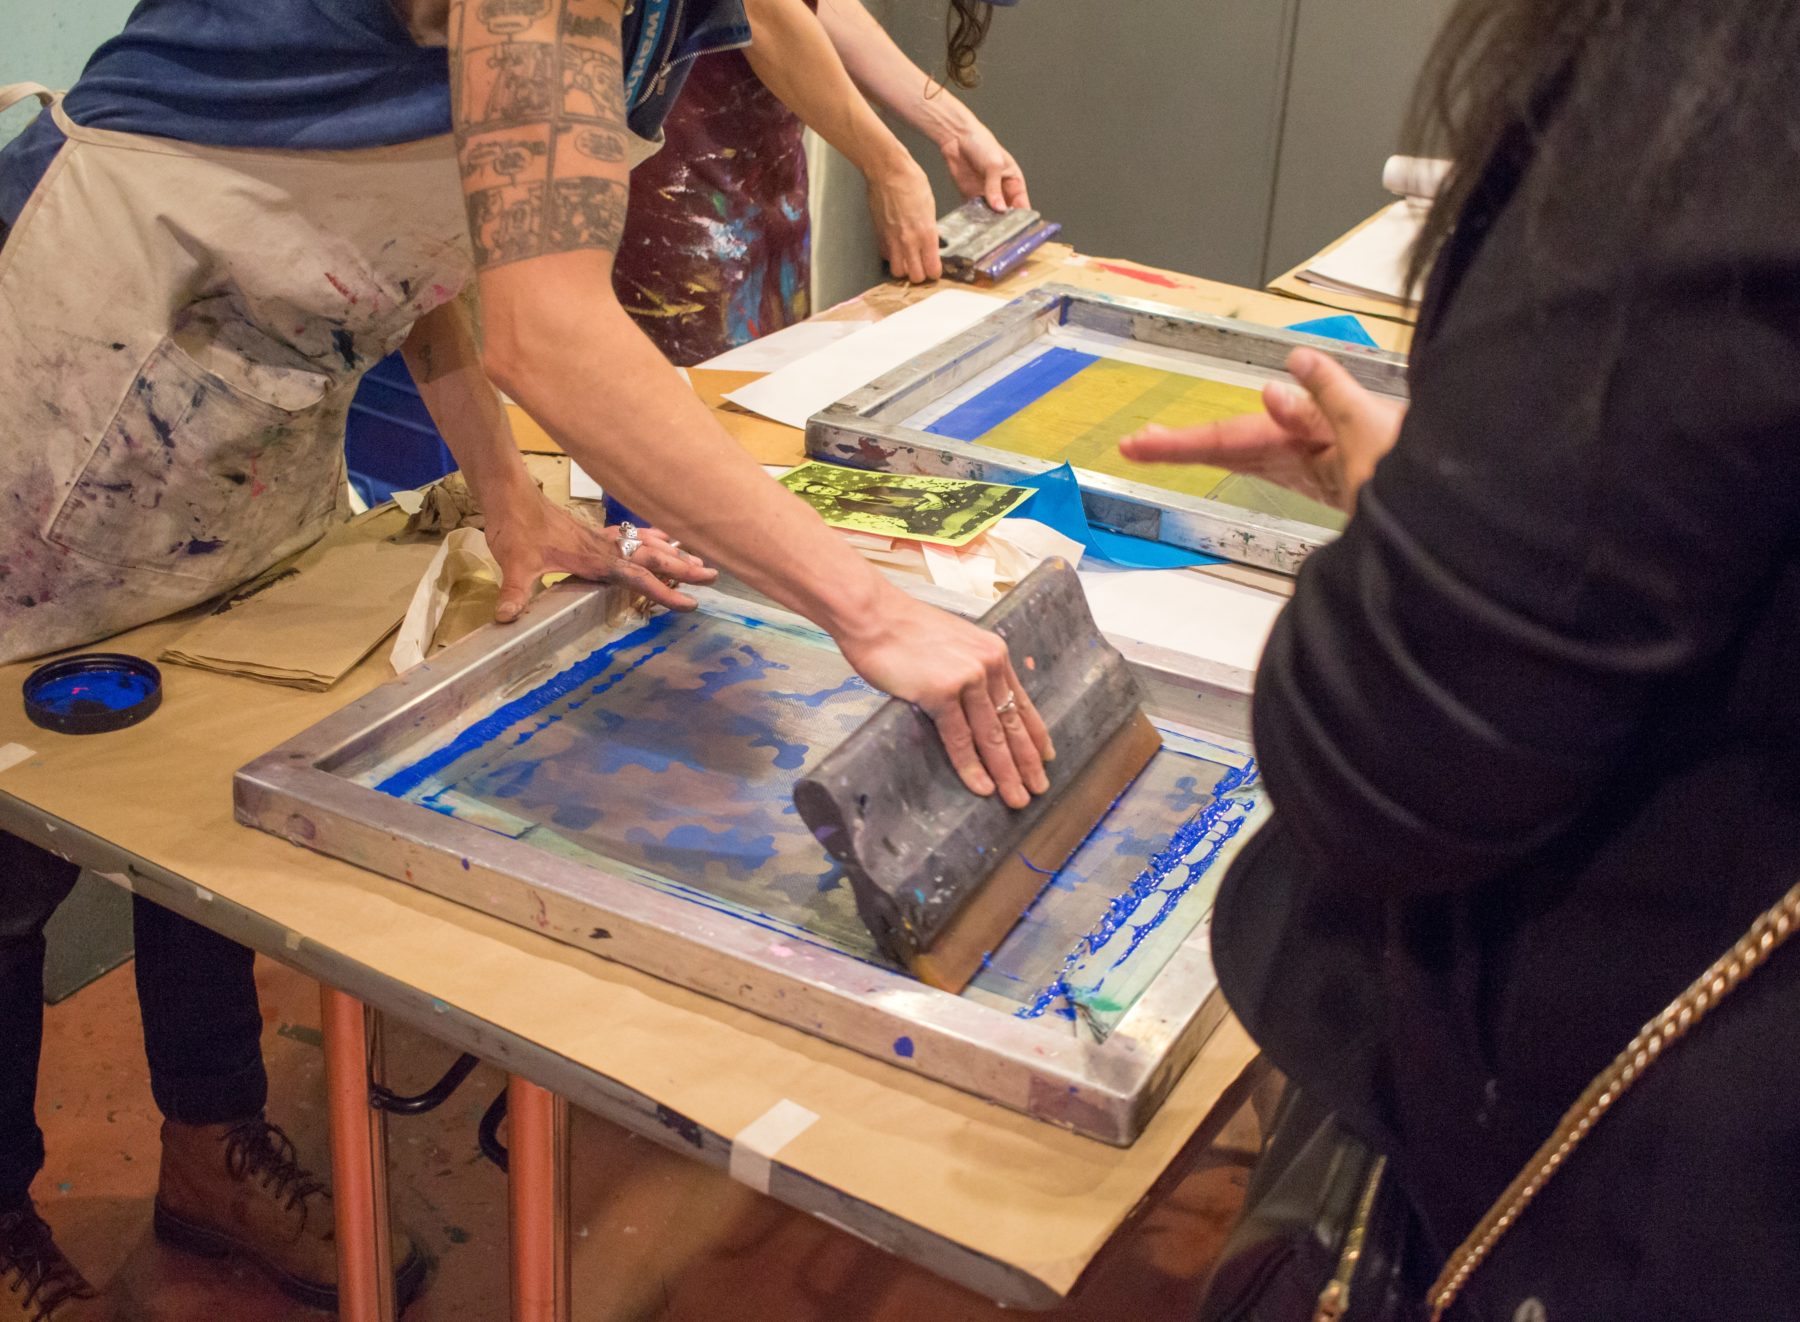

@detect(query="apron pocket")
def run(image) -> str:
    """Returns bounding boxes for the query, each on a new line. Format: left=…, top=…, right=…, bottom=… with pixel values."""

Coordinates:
left=46, top=336, right=339, bottom=586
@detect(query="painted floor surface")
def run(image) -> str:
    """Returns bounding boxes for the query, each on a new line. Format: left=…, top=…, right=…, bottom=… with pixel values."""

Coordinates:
left=32, top=957, right=1255, bottom=1320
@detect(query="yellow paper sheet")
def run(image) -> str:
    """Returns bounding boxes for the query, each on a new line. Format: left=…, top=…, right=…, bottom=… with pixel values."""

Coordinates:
left=778, top=461, right=1031, bottom=548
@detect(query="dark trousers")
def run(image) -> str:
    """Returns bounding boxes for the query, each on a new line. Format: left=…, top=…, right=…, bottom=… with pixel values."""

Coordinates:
left=0, top=830, right=267, bottom=1208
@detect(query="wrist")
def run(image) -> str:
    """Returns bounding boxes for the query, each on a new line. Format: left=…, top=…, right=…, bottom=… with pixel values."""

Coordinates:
left=860, top=134, right=920, bottom=186
left=918, top=94, right=974, bottom=151
left=471, top=461, right=543, bottom=520
left=814, top=563, right=907, bottom=651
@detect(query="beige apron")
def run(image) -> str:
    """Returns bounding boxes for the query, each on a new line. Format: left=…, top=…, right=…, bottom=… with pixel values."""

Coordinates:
left=0, top=83, right=475, bottom=664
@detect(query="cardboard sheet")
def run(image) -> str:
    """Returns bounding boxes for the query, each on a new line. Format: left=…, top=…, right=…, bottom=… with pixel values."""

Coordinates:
left=687, top=369, right=809, bottom=466
left=0, top=555, right=1258, bottom=1298
left=160, top=529, right=438, bottom=690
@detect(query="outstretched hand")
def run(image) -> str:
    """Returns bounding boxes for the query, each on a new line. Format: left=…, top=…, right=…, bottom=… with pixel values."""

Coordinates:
left=483, top=491, right=718, bottom=623
left=1120, top=347, right=1406, bottom=513
left=838, top=592, right=1054, bottom=810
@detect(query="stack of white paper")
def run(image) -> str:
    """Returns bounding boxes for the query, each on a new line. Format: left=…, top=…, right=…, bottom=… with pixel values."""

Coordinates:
left=1297, top=199, right=1428, bottom=306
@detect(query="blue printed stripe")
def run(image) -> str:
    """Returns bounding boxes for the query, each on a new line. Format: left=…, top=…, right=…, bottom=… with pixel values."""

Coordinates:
left=925, top=347, right=1100, bottom=442
left=375, top=611, right=687, bottom=800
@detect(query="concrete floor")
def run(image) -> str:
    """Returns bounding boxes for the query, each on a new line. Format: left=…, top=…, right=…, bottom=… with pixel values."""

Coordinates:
left=32, top=955, right=1253, bottom=1320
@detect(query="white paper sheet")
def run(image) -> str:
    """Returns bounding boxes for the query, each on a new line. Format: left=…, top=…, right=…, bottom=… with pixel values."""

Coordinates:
left=696, top=319, right=867, bottom=373
left=390, top=528, right=500, bottom=674
left=921, top=542, right=998, bottom=600
left=570, top=464, right=604, bottom=502
left=722, top=290, right=1003, bottom=429
left=1078, top=565, right=1285, bottom=674
left=1298, top=199, right=1427, bottom=305
left=913, top=519, right=1083, bottom=602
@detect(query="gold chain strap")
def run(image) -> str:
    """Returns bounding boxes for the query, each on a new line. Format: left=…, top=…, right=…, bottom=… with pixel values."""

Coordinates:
left=1428, top=880, right=1800, bottom=1320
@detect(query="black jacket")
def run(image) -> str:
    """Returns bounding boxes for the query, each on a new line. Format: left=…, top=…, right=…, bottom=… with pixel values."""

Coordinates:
left=1214, top=50, right=1800, bottom=1322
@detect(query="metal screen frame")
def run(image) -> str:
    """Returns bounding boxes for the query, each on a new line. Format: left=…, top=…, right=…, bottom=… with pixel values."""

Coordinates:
left=235, top=581, right=1256, bottom=1144
left=806, top=283, right=1409, bottom=575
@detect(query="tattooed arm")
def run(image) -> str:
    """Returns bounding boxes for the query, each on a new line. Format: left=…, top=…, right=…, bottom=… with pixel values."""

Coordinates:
left=400, top=296, right=712, bottom=621
left=741, top=0, right=940, bottom=282
left=449, top=0, right=1052, bottom=806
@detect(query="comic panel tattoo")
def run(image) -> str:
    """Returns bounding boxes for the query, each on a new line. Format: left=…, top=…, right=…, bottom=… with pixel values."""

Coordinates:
left=451, top=0, right=631, bottom=269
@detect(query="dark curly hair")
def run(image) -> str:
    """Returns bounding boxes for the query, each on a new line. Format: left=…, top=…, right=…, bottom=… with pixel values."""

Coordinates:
left=946, top=0, right=997, bottom=89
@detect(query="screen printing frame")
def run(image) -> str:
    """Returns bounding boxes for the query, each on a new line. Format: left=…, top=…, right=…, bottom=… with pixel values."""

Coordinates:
left=235, top=578, right=1257, bottom=1145
left=806, top=283, right=1409, bottom=575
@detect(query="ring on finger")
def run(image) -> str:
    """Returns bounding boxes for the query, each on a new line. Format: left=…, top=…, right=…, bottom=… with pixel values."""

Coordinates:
left=619, top=535, right=641, bottom=560
left=995, top=690, right=1018, bottom=717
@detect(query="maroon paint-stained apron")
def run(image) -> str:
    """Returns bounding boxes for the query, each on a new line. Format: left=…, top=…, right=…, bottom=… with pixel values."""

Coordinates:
left=611, top=17, right=816, bottom=367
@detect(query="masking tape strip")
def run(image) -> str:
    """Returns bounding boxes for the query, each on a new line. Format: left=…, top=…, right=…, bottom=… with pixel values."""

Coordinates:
left=0, top=744, right=35, bottom=775
left=728, top=1099, right=818, bottom=1195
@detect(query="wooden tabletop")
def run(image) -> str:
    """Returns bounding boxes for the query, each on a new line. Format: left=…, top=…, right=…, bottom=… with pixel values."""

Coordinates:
left=0, top=253, right=1374, bottom=1305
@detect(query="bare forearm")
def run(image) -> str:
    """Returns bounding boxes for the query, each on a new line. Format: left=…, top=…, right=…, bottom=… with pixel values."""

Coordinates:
left=743, top=0, right=912, bottom=178
left=483, top=272, right=893, bottom=642
left=400, top=298, right=536, bottom=510
left=815, top=0, right=975, bottom=147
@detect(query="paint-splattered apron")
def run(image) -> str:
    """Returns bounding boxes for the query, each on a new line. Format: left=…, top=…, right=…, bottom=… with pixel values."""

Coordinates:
left=612, top=32, right=813, bottom=367
left=0, top=83, right=474, bottom=665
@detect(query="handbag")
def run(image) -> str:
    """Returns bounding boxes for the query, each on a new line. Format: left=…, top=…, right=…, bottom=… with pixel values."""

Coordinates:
left=1198, top=878, right=1800, bottom=1322
left=1196, top=1084, right=1421, bottom=1322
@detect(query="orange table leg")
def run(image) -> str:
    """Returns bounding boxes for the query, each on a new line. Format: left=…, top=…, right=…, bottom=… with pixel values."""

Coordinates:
left=507, top=1076, right=571, bottom=1322
left=321, top=986, right=397, bottom=1322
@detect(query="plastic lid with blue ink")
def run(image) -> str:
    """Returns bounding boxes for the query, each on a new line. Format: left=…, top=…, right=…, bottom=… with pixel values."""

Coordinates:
left=23, top=653, right=163, bottom=735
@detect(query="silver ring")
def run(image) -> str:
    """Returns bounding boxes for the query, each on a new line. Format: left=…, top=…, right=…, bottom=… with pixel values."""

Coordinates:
left=618, top=522, right=641, bottom=560
left=995, top=692, right=1018, bottom=717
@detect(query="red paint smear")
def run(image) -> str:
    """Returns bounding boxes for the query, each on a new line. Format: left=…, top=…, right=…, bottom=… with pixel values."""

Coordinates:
left=324, top=272, right=358, bottom=303
left=1095, top=262, right=1182, bottom=290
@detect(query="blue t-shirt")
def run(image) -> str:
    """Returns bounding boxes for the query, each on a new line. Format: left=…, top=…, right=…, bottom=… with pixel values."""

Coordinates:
left=0, top=0, right=749, bottom=227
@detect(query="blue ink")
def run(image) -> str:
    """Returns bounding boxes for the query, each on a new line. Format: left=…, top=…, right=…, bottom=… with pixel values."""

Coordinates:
left=925, top=347, right=1100, bottom=442
left=767, top=674, right=872, bottom=709
left=694, top=642, right=787, bottom=696
left=623, top=823, right=779, bottom=882
left=375, top=612, right=684, bottom=798
left=1014, top=760, right=1257, bottom=1021
left=28, top=669, right=157, bottom=715
left=733, top=715, right=808, bottom=771
left=892, top=1035, right=915, bottom=1058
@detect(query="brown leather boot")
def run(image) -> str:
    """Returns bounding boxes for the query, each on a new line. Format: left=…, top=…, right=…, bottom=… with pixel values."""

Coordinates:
left=0, top=1205, right=104, bottom=1321
left=152, top=1117, right=426, bottom=1311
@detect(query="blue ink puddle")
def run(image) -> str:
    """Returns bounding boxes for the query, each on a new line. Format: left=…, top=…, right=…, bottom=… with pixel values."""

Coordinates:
left=363, top=603, right=1262, bottom=1038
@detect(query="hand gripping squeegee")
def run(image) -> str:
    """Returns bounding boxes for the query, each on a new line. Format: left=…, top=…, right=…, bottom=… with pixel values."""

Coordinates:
left=794, top=559, right=1161, bottom=992
left=937, top=198, right=1063, bottom=284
